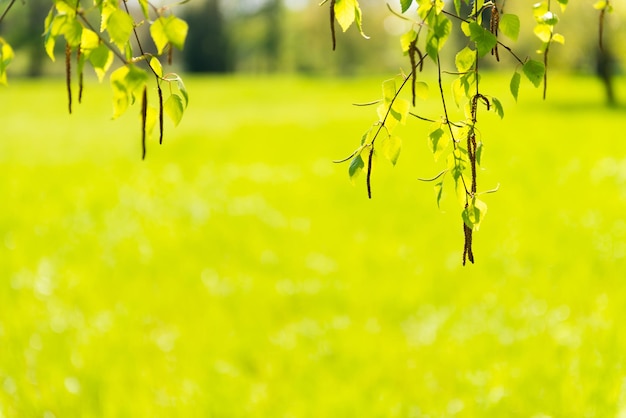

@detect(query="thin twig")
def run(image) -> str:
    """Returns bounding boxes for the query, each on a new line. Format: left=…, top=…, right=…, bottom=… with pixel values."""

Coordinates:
left=0, top=0, right=17, bottom=26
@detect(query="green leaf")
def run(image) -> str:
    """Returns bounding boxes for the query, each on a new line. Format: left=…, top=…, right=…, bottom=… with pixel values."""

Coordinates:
left=382, top=78, right=396, bottom=105
left=523, top=59, right=545, bottom=88
left=378, top=103, right=398, bottom=133
left=391, top=98, right=410, bottom=125
left=150, top=18, right=169, bottom=55
left=425, top=15, right=452, bottom=62
left=434, top=178, right=445, bottom=208
left=353, top=0, right=368, bottom=39
left=176, top=77, right=189, bottom=107
left=428, top=123, right=449, bottom=162
left=400, top=0, right=413, bottom=13
left=454, top=0, right=462, bottom=15
left=80, top=28, right=100, bottom=52
left=452, top=78, right=465, bottom=107
left=150, top=57, right=163, bottom=78
left=455, top=46, right=475, bottom=73
left=89, top=44, right=113, bottom=82
left=510, top=71, right=521, bottom=101
left=593, top=0, right=607, bottom=9
left=138, top=0, right=150, bottom=19
left=63, top=19, right=83, bottom=47
left=334, top=0, right=356, bottom=32
left=468, top=21, right=497, bottom=57
left=556, top=0, right=568, bottom=11
left=491, top=97, right=504, bottom=119
left=499, top=14, right=520, bottom=41
left=110, top=64, right=149, bottom=119
left=165, top=93, right=185, bottom=126
left=100, top=3, right=117, bottom=33
left=552, top=33, right=565, bottom=44
left=381, top=135, right=402, bottom=165
left=400, top=30, right=417, bottom=53
left=415, top=81, right=428, bottom=100
left=462, top=197, right=488, bottom=231
left=348, top=153, right=365, bottom=183
left=151, top=15, right=189, bottom=54
left=107, top=10, right=134, bottom=51
left=533, top=23, right=552, bottom=43
left=111, top=65, right=131, bottom=118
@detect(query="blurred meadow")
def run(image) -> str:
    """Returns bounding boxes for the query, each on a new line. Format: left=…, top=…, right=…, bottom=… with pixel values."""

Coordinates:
left=1, top=72, right=626, bottom=417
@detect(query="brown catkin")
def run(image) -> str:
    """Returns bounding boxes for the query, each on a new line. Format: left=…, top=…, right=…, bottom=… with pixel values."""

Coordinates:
left=409, top=40, right=418, bottom=106
left=141, top=86, right=148, bottom=160
left=77, top=44, right=83, bottom=104
left=65, top=43, right=72, bottom=114
left=158, top=84, right=164, bottom=144
left=463, top=220, right=475, bottom=265
left=330, top=0, right=337, bottom=50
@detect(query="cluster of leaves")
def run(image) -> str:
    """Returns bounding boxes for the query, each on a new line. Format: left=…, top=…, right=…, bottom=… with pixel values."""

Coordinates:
left=327, top=0, right=612, bottom=264
left=1, top=0, right=189, bottom=159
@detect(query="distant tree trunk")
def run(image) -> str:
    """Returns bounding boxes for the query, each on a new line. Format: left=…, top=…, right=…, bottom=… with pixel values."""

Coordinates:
left=261, top=0, right=283, bottom=72
left=27, top=0, right=49, bottom=77
left=183, top=0, right=234, bottom=73
left=596, top=46, right=617, bottom=106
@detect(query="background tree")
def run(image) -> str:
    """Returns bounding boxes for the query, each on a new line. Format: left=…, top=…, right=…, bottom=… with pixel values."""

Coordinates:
left=182, top=0, right=233, bottom=73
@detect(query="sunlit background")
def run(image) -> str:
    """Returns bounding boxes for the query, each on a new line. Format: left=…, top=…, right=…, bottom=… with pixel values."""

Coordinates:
left=1, top=1, right=626, bottom=417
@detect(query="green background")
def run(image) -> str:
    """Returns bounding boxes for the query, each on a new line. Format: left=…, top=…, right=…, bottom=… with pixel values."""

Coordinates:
left=1, top=74, right=626, bottom=417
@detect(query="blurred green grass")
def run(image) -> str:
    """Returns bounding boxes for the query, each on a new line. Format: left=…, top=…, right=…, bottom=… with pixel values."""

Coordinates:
left=1, top=74, right=626, bottom=417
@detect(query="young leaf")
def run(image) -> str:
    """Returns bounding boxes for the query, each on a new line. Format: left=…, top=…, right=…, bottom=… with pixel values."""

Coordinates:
left=468, top=21, right=497, bottom=57
left=415, top=81, right=428, bottom=100
left=334, top=0, right=357, bottom=32
left=164, top=93, right=185, bottom=126
left=491, top=97, right=504, bottom=119
left=400, top=30, right=418, bottom=54
left=107, top=10, right=134, bottom=51
left=428, top=124, right=449, bottom=162
left=390, top=98, right=410, bottom=125
left=110, top=64, right=149, bottom=119
left=434, top=177, right=445, bottom=208
left=138, top=0, right=150, bottom=19
left=63, top=19, right=83, bottom=48
left=455, top=46, right=475, bottom=73
left=381, top=135, right=402, bottom=166
left=353, top=1, right=369, bottom=39
left=401, top=0, right=413, bottom=13
left=510, top=71, right=521, bottom=101
left=163, top=16, right=189, bottom=50
left=533, top=24, right=552, bottom=43
left=523, top=59, right=545, bottom=88
left=552, top=33, right=565, bottom=44
left=382, top=78, right=396, bottom=105
left=348, top=153, right=365, bottom=183
left=151, top=16, right=189, bottom=55
left=462, top=197, right=488, bottom=230
left=499, top=14, right=520, bottom=41
left=89, top=44, right=113, bottom=82
left=150, top=57, right=163, bottom=78
left=80, top=28, right=100, bottom=52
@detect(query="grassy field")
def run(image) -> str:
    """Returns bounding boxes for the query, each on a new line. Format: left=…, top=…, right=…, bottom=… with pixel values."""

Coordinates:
left=1, top=73, right=626, bottom=417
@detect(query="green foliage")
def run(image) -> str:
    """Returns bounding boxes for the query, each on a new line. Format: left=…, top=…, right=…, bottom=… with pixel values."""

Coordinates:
left=334, top=0, right=608, bottom=262
left=523, top=60, right=546, bottom=88
left=1, top=0, right=189, bottom=158
left=331, top=0, right=613, bottom=263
